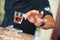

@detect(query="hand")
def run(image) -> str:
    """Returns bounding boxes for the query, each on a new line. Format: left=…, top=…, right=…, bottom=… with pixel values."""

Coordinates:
left=25, top=10, right=40, bottom=23
left=25, top=10, right=46, bottom=26
left=41, top=15, right=55, bottom=29
left=34, top=18, right=47, bottom=27
left=24, top=10, right=55, bottom=29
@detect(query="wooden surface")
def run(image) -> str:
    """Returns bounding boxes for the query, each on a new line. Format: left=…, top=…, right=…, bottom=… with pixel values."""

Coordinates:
left=0, top=27, right=34, bottom=40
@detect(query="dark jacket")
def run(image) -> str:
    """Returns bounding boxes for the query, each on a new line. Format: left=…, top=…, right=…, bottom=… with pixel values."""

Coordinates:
left=1, top=0, right=52, bottom=35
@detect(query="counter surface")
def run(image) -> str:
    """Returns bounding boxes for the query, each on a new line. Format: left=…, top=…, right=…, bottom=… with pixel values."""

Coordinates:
left=0, top=27, right=34, bottom=40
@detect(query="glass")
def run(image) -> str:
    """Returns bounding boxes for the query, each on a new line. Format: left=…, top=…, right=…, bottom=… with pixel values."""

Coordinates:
left=14, top=11, right=24, bottom=24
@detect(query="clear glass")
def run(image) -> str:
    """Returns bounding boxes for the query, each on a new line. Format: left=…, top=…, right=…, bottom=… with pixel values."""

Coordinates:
left=14, top=11, right=24, bottom=24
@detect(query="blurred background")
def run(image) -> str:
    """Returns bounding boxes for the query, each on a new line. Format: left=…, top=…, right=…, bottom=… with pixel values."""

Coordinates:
left=0, top=0, right=5, bottom=24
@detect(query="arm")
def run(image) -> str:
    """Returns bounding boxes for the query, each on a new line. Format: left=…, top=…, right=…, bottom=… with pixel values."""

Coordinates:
left=39, top=15, right=55, bottom=29
left=38, top=0, right=55, bottom=29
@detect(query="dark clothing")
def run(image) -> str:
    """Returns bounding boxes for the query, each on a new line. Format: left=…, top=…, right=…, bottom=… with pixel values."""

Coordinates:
left=0, top=0, right=52, bottom=35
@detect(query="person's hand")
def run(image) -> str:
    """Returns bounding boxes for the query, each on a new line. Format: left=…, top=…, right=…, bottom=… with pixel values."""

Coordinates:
left=41, top=15, right=55, bottom=29
left=34, top=13, right=55, bottom=29
left=25, top=10, right=40, bottom=23
left=32, top=11, right=47, bottom=27
left=24, top=10, right=55, bottom=29
left=25, top=10, right=46, bottom=26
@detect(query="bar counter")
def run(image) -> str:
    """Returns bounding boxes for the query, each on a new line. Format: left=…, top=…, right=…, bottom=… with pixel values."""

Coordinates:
left=0, top=27, right=34, bottom=40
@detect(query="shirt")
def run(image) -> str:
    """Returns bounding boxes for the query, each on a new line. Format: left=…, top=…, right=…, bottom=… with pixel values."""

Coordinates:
left=1, top=0, right=53, bottom=35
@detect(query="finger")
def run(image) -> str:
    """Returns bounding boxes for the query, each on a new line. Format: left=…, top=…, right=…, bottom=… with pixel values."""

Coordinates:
left=34, top=22, right=42, bottom=27
left=36, top=18, right=47, bottom=23
left=25, top=12, right=31, bottom=18
left=34, top=18, right=42, bottom=27
left=34, top=18, right=47, bottom=27
left=39, top=11, right=44, bottom=18
left=40, top=19, right=47, bottom=23
left=26, top=10, right=39, bottom=16
left=40, top=11, right=44, bottom=17
left=26, top=10, right=39, bottom=18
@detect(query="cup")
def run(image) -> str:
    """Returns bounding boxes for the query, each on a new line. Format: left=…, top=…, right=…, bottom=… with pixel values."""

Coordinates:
left=14, top=11, right=24, bottom=24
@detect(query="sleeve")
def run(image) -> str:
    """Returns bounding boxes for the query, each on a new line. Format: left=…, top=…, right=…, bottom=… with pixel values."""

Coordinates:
left=42, top=0, right=53, bottom=17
